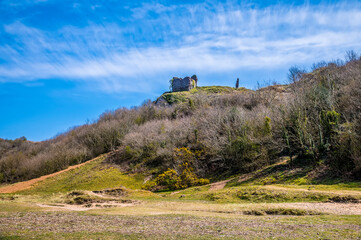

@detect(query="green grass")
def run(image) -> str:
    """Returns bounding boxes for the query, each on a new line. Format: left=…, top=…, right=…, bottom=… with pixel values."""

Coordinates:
left=159, top=91, right=189, bottom=104
left=0, top=201, right=43, bottom=212
left=8, top=154, right=360, bottom=204
left=191, top=86, right=247, bottom=94
left=158, top=86, right=250, bottom=105
left=21, top=157, right=146, bottom=195
left=224, top=156, right=361, bottom=192
left=165, top=185, right=361, bottom=203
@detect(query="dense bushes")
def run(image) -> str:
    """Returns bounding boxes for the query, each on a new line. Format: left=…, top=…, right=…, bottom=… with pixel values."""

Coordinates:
left=109, top=56, right=361, bottom=180
left=279, top=58, right=361, bottom=177
left=1, top=54, right=361, bottom=184
left=143, top=148, right=210, bottom=191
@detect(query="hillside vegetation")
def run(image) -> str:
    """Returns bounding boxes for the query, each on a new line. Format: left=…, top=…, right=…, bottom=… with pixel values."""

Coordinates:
left=1, top=55, right=361, bottom=187
left=0, top=150, right=360, bottom=239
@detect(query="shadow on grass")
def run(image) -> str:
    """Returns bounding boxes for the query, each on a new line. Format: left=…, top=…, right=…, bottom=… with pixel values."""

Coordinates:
left=226, top=156, right=360, bottom=188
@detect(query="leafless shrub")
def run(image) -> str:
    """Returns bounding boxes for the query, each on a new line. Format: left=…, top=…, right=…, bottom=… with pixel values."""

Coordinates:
left=288, top=66, right=307, bottom=83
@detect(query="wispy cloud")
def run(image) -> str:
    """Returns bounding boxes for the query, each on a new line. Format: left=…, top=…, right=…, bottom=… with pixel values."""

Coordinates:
left=1, top=1, right=361, bottom=92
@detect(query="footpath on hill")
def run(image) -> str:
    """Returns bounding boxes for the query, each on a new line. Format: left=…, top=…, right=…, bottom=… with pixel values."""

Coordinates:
left=0, top=158, right=98, bottom=194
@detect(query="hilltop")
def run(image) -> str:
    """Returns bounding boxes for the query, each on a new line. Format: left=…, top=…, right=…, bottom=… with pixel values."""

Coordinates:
left=156, top=86, right=251, bottom=105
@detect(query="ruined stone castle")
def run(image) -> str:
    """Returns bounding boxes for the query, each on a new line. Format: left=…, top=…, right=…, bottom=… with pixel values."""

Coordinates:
left=171, top=75, right=198, bottom=92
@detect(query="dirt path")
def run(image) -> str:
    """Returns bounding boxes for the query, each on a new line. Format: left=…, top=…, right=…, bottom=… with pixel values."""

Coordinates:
left=35, top=200, right=361, bottom=215
left=279, top=202, right=361, bottom=215
left=36, top=201, right=138, bottom=211
left=264, top=185, right=361, bottom=196
left=0, top=158, right=98, bottom=194
left=209, top=180, right=230, bottom=190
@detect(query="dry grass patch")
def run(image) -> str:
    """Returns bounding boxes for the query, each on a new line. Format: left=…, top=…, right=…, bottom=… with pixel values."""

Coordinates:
left=243, top=208, right=322, bottom=216
left=0, top=212, right=360, bottom=240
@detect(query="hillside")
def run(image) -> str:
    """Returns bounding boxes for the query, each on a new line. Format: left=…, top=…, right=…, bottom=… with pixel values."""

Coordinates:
left=0, top=150, right=360, bottom=240
left=2, top=153, right=359, bottom=199
left=1, top=158, right=360, bottom=239
left=1, top=57, right=361, bottom=190
left=1, top=63, right=361, bottom=239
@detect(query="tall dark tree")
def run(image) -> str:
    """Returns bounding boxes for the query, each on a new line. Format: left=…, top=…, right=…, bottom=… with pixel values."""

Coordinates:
left=235, top=78, right=239, bottom=89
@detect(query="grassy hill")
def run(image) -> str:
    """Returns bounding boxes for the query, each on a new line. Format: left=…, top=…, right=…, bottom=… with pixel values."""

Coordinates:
left=1, top=57, right=361, bottom=192
left=21, top=155, right=145, bottom=194
left=156, top=86, right=250, bottom=105
left=1, top=153, right=358, bottom=203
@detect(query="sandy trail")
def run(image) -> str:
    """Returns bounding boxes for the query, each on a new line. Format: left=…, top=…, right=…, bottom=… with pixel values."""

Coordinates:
left=279, top=202, right=361, bottom=215
left=35, top=201, right=361, bottom=215
left=0, top=158, right=98, bottom=194
left=36, top=202, right=137, bottom=211
left=209, top=180, right=230, bottom=190
left=264, top=185, right=361, bottom=196
left=170, top=181, right=230, bottom=195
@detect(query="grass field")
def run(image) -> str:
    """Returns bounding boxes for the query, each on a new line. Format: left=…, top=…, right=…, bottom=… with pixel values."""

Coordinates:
left=0, top=156, right=360, bottom=239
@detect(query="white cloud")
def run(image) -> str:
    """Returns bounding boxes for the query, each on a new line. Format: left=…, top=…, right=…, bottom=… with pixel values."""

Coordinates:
left=1, top=1, right=361, bottom=92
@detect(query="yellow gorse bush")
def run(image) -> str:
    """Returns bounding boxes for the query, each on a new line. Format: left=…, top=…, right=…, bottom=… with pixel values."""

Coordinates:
left=143, top=147, right=209, bottom=191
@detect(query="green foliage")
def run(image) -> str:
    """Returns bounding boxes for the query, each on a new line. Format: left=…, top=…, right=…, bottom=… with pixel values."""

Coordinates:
left=194, top=129, right=198, bottom=143
left=223, top=136, right=265, bottom=172
left=330, top=122, right=360, bottom=174
left=143, top=148, right=210, bottom=191
left=155, top=168, right=180, bottom=190
left=196, top=178, right=210, bottom=186
left=320, top=110, right=340, bottom=139
left=169, top=78, right=174, bottom=91
left=134, top=116, right=143, bottom=125
left=263, top=116, right=272, bottom=136
left=177, top=162, right=199, bottom=189
left=160, top=92, right=188, bottom=105
left=188, top=98, right=194, bottom=108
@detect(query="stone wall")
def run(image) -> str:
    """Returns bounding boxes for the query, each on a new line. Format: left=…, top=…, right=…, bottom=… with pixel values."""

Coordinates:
left=172, top=76, right=197, bottom=92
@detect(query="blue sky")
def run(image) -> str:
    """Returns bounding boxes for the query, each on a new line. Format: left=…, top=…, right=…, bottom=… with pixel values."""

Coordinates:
left=1, top=0, right=361, bottom=141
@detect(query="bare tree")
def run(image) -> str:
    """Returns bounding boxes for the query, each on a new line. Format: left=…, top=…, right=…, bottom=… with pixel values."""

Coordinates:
left=345, top=50, right=358, bottom=62
left=287, top=66, right=306, bottom=83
